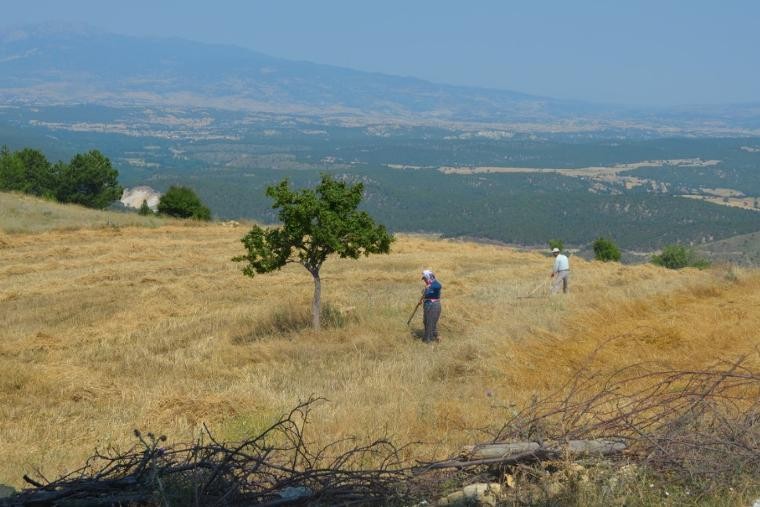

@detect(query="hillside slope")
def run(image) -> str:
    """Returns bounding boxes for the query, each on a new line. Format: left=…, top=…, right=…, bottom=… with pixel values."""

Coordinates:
left=699, top=230, right=760, bottom=265
left=1, top=205, right=758, bottom=489
left=0, top=191, right=166, bottom=234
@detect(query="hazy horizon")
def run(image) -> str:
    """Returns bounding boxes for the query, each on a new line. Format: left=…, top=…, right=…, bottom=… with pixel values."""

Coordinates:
left=3, top=0, right=760, bottom=107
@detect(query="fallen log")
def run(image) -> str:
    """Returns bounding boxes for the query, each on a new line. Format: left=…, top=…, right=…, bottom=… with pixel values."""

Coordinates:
left=417, top=438, right=626, bottom=471
left=463, top=438, right=626, bottom=461
left=463, top=441, right=541, bottom=460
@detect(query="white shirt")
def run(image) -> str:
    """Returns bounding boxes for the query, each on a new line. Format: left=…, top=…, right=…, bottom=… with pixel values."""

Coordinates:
left=553, top=254, right=569, bottom=273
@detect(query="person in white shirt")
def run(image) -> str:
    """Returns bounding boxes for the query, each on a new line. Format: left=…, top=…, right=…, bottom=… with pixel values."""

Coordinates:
left=550, top=247, right=570, bottom=294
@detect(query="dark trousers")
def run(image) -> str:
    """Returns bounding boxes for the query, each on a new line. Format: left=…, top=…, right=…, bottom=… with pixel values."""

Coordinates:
left=423, top=300, right=441, bottom=342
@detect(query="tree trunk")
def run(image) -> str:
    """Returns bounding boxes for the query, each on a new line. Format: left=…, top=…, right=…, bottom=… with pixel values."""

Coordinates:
left=417, top=438, right=627, bottom=471
left=311, top=270, right=321, bottom=331
left=462, top=438, right=626, bottom=461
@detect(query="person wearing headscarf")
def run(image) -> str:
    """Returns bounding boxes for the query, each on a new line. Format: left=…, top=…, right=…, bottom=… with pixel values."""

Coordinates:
left=420, top=269, right=442, bottom=343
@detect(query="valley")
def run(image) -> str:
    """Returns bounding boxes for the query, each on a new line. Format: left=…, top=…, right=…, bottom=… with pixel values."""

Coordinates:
left=2, top=19, right=760, bottom=504
left=2, top=103, right=759, bottom=256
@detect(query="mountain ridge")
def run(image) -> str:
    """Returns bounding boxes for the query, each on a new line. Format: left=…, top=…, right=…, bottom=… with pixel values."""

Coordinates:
left=0, top=23, right=641, bottom=125
left=1, top=24, right=760, bottom=133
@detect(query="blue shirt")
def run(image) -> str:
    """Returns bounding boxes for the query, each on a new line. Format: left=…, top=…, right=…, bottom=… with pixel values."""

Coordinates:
left=423, top=280, right=442, bottom=300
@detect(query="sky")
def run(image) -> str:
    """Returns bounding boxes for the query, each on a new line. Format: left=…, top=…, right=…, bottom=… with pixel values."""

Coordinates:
left=3, top=0, right=760, bottom=106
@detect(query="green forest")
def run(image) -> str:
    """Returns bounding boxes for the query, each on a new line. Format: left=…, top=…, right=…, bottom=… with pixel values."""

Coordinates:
left=0, top=146, right=122, bottom=209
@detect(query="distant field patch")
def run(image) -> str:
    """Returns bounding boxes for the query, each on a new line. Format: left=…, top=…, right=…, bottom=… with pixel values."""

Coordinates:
left=681, top=194, right=760, bottom=211
left=437, top=158, right=720, bottom=176
left=436, top=158, right=720, bottom=193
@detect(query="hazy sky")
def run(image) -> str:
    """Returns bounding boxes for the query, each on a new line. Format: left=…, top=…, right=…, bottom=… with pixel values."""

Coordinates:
left=4, top=1, right=760, bottom=105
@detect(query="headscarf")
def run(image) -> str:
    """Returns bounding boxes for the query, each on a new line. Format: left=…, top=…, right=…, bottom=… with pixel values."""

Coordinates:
left=421, top=269, right=435, bottom=282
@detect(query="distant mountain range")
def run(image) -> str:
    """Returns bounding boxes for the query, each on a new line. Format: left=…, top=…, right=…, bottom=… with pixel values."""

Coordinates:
left=1, top=23, right=759, bottom=132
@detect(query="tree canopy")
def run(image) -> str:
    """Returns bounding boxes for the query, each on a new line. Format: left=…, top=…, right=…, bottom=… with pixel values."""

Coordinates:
left=0, top=146, right=58, bottom=197
left=1, top=147, right=123, bottom=209
left=0, top=146, right=28, bottom=193
left=233, top=175, right=394, bottom=330
left=55, top=150, right=123, bottom=209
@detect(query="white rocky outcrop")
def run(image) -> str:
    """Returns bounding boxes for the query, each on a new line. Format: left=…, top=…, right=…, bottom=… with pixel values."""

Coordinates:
left=120, top=186, right=161, bottom=211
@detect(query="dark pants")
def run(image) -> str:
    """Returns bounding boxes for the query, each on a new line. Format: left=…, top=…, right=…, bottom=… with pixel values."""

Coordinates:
left=423, top=300, right=441, bottom=342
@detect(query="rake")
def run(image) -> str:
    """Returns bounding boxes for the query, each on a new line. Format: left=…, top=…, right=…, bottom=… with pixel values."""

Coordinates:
left=406, top=299, right=422, bottom=326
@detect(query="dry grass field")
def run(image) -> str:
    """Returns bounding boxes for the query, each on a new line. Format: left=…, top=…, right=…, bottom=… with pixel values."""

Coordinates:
left=0, top=192, right=167, bottom=234
left=1, top=193, right=759, bottom=493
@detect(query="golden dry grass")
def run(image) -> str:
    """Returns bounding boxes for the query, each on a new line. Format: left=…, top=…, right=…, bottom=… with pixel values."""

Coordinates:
left=0, top=191, right=168, bottom=234
left=1, top=203, right=759, bottom=488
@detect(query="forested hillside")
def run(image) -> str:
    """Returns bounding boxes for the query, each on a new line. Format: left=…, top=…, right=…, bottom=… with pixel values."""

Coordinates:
left=1, top=104, right=759, bottom=251
left=153, top=167, right=760, bottom=249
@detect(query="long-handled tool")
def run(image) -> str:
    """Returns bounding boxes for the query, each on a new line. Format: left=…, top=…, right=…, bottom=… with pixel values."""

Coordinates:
left=406, top=299, right=422, bottom=325
left=518, top=279, right=548, bottom=299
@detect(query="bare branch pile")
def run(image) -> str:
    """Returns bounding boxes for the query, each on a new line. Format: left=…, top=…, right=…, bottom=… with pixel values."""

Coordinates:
left=490, top=354, right=760, bottom=490
left=6, top=354, right=760, bottom=505
left=5, top=398, right=413, bottom=506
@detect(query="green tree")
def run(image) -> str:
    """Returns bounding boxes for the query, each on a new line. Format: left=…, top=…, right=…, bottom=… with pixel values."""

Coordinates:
left=548, top=239, right=564, bottom=251
left=16, top=148, right=55, bottom=197
left=592, top=237, right=621, bottom=262
left=233, top=175, right=394, bottom=330
left=652, top=244, right=710, bottom=270
left=138, top=199, right=154, bottom=216
left=157, top=186, right=211, bottom=220
left=0, top=146, right=26, bottom=192
left=57, top=150, right=122, bottom=209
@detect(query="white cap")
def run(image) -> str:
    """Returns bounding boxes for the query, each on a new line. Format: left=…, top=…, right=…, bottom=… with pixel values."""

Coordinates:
left=551, top=247, right=560, bottom=253
left=421, top=269, right=434, bottom=281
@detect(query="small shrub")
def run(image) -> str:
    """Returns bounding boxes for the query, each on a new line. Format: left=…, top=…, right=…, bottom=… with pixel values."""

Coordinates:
left=651, top=244, right=710, bottom=270
left=723, top=264, right=740, bottom=283
left=592, top=237, right=621, bottom=262
left=320, top=302, right=356, bottom=328
left=138, top=199, right=154, bottom=216
left=157, top=186, right=211, bottom=220
left=548, top=239, right=564, bottom=252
